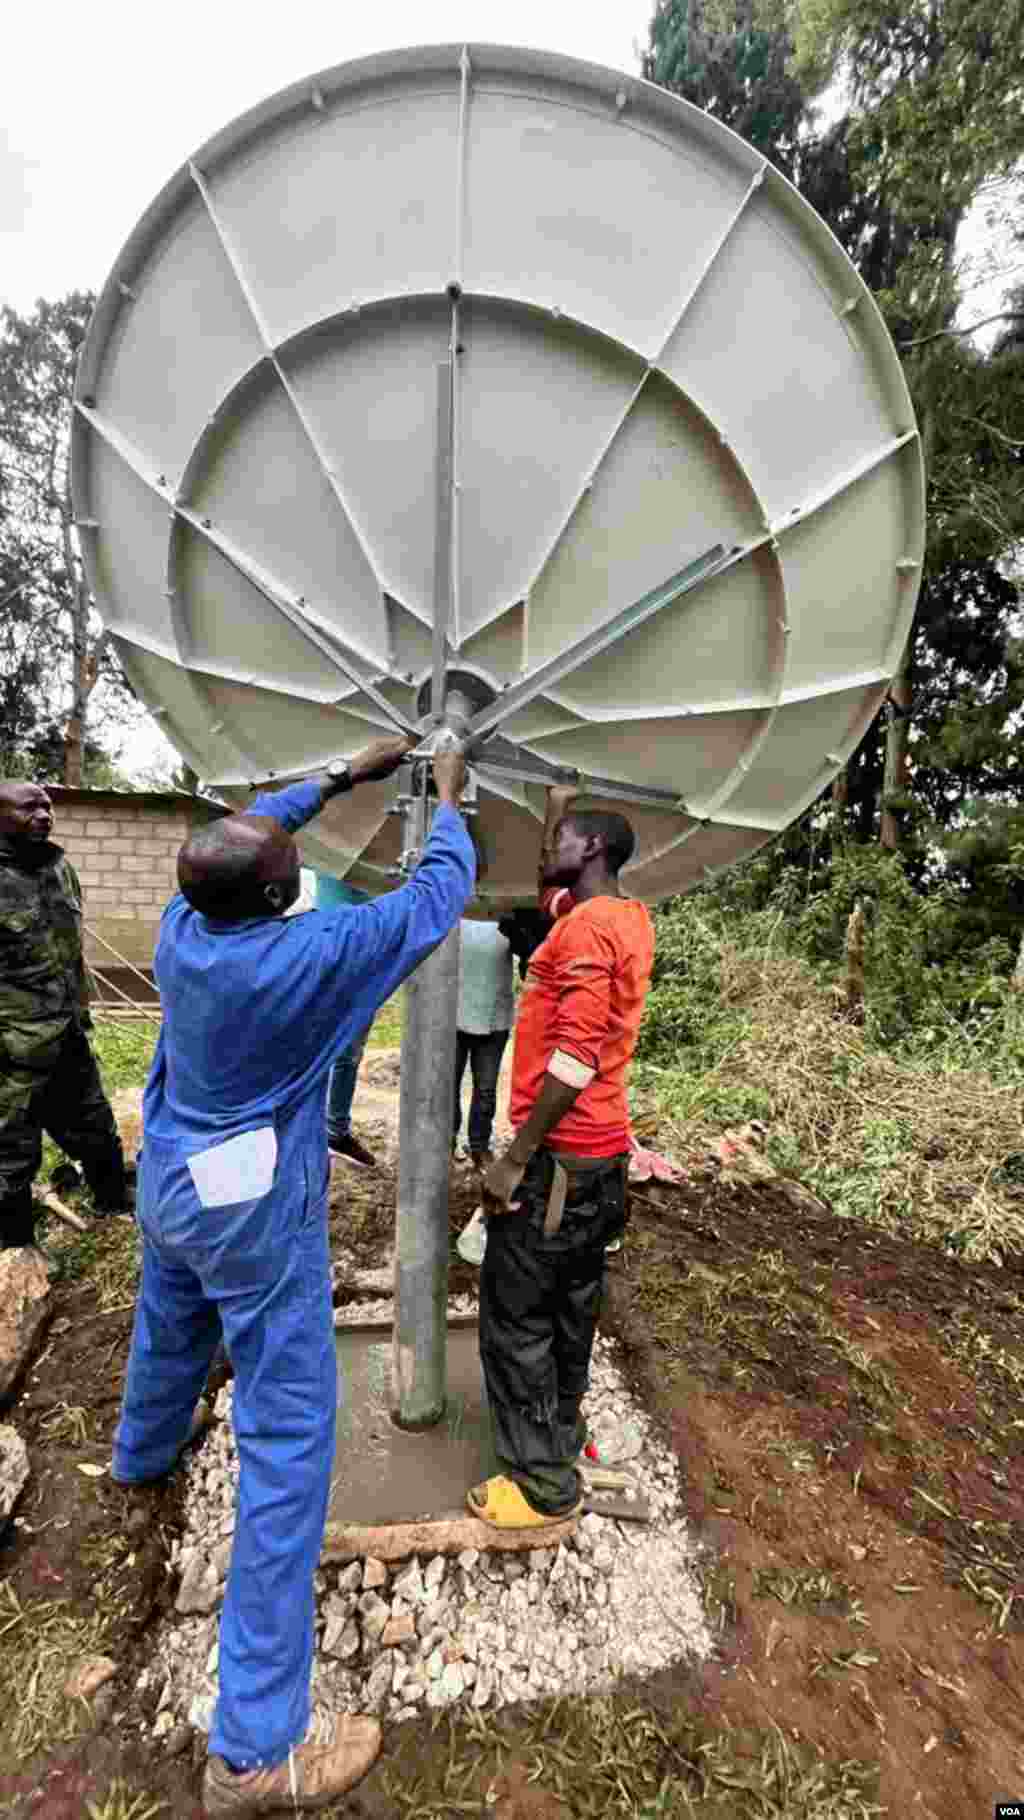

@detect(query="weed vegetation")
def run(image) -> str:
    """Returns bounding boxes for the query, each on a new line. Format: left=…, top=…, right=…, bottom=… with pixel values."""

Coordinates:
left=634, top=846, right=1024, bottom=1266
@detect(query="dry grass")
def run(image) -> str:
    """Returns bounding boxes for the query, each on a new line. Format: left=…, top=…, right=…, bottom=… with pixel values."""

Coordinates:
left=753, top=1568, right=867, bottom=1627
left=37, top=1401, right=94, bottom=1447
left=0, top=1582, right=111, bottom=1760
left=42, top=1216, right=141, bottom=1312
left=84, top=1787, right=165, bottom=1820
left=378, top=1700, right=883, bottom=1819
left=645, top=946, right=1024, bottom=1267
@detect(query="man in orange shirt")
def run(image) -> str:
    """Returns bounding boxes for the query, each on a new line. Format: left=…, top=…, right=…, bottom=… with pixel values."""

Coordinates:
left=468, top=787, right=654, bottom=1528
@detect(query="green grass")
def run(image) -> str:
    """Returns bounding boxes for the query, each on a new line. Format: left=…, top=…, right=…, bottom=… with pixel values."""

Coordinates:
left=38, top=1003, right=402, bottom=1197
left=366, top=991, right=404, bottom=1048
left=89, top=1018, right=159, bottom=1091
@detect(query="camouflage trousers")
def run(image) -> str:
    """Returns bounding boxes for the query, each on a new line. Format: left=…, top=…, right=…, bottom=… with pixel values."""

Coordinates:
left=0, top=1024, right=126, bottom=1242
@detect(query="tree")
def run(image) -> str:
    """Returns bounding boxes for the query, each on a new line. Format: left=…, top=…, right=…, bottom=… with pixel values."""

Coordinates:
left=644, top=0, right=807, bottom=174
left=0, top=293, right=143, bottom=786
left=781, top=0, right=1024, bottom=238
left=646, top=0, right=1024, bottom=888
left=799, top=0, right=1024, bottom=860
left=0, top=560, right=51, bottom=776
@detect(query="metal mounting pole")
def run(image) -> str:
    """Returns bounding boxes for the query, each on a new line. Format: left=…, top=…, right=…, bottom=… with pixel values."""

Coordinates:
left=391, top=358, right=463, bottom=1429
left=392, top=846, right=460, bottom=1427
left=391, top=731, right=476, bottom=1428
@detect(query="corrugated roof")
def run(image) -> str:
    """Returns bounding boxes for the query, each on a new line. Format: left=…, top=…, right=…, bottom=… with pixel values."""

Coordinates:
left=47, top=785, right=228, bottom=813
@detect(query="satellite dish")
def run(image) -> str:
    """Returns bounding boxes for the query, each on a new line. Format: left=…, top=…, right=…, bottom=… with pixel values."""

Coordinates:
left=72, top=43, right=924, bottom=905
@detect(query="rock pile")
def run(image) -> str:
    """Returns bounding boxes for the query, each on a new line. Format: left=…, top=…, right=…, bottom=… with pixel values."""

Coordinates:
left=0, top=1424, right=29, bottom=1524
left=0, top=1247, right=50, bottom=1400
left=141, top=1334, right=711, bottom=1740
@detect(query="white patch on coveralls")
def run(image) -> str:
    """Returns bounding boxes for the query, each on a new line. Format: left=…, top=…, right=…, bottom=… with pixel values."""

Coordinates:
left=187, top=1129, right=277, bottom=1208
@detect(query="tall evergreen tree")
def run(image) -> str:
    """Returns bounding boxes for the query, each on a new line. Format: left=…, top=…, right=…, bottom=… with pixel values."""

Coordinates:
left=644, top=0, right=806, bottom=173
left=645, top=0, right=1023, bottom=917
left=0, top=293, right=141, bottom=785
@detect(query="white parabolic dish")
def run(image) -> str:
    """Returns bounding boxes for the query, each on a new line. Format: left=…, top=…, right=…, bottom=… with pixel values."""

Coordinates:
left=72, top=43, right=924, bottom=905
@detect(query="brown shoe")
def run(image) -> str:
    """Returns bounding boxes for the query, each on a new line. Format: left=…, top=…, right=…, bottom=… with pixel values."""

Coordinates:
left=202, top=1713, right=381, bottom=1815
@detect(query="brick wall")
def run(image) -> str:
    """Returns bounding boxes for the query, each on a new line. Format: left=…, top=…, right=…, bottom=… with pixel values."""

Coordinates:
left=49, top=790, right=225, bottom=981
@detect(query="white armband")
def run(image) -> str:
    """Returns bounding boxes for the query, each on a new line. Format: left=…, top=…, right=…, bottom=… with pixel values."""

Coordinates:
left=549, top=1049, right=596, bottom=1089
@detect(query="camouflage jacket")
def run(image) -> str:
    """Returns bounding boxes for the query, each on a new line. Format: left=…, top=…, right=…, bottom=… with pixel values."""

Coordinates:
left=0, top=835, right=89, bottom=1066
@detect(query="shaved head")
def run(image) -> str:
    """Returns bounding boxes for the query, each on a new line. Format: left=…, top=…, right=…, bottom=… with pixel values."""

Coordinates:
left=178, top=813, right=300, bottom=920
left=0, top=780, right=54, bottom=844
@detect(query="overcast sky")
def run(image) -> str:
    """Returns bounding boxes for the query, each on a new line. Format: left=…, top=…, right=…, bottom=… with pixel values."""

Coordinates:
left=5, top=1, right=1014, bottom=786
left=1, top=0, right=651, bottom=313
left=1, top=3, right=651, bottom=778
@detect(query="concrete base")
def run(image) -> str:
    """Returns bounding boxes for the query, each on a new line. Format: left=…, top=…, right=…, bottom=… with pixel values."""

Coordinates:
left=327, top=1315, right=582, bottom=1564
left=331, top=1317, right=499, bottom=1527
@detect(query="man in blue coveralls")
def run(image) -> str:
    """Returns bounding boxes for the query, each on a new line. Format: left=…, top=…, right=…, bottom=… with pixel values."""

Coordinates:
left=111, top=736, right=475, bottom=1817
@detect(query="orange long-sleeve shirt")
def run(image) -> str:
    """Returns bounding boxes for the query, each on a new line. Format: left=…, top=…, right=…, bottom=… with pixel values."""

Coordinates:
left=508, top=892, right=655, bottom=1158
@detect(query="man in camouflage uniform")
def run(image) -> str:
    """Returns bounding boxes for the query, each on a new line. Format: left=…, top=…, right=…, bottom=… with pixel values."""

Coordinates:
left=0, top=780, right=133, bottom=1249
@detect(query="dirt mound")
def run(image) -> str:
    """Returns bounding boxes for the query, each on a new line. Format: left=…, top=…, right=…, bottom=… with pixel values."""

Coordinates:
left=604, top=1163, right=1024, bottom=1815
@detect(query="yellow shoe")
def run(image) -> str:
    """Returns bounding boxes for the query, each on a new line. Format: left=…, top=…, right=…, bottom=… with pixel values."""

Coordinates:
left=466, top=1474, right=581, bottom=1530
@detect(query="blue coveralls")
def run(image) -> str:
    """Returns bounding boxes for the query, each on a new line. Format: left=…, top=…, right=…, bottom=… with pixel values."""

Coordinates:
left=113, top=783, right=474, bottom=1770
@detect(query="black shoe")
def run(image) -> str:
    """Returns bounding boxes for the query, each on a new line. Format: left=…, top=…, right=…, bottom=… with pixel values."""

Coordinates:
left=92, top=1179, right=137, bottom=1219
left=88, top=1155, right=137, bottom=1219
left=50, top=1162, right=83, bottom=1195
left=328, top=1132, right=376, bottom=1169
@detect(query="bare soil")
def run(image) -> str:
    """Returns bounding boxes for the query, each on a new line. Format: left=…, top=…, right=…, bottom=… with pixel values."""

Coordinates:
left=2, top=1060, right=1023, bottom=1816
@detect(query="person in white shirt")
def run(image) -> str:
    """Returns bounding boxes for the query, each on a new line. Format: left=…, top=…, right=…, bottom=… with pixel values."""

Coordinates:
left=453, top=919, right=514, bottom=1171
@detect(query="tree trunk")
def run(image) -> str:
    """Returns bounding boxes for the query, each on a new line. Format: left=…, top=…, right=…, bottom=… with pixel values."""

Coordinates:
left=878, top=403, right=934, bottom=853
left=1004, top=927, right=1024, bottom=1052
left=841, top=900, right=866, bottom=1022
left=60, top=479, right=98, bottom=787
left=879, top=658, right=911, bottom=851
left=63, top=602, right=92, bottom=787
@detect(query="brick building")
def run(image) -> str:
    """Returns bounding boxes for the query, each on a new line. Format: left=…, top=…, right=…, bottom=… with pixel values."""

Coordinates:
left=47, top=787, right=227, bottom=1001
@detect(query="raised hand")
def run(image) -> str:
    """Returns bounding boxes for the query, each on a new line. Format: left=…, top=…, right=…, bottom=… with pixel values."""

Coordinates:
left=432, top=748, right=466, bottom=804
left=348, top=735, right=416, bottom=785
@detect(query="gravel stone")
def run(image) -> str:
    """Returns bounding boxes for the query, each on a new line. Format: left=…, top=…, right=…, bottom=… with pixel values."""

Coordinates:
left=357, top=1591, right=389, bottom=1641
left=381, top=1614, right=416, bottom=1648
left=323, top=1611, right=360, bottom=1661
left=187, top=1690, right=215, bottom=1733
left=392, top=1561, right=425, bottom=1605
left=145, top=1332, right=710, bottom=1732
left=0, top=1426, right=29, bottom=1524
left=364, top=1655, right=393, bottom=1712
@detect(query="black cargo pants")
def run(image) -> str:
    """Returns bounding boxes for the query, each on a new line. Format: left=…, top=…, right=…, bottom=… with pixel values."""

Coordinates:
left=479, top=1146, right=628, bottom=1515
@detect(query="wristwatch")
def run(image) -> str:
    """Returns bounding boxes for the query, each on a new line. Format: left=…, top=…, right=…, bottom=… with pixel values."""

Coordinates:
left=325, top=760, right=353, bottom=794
